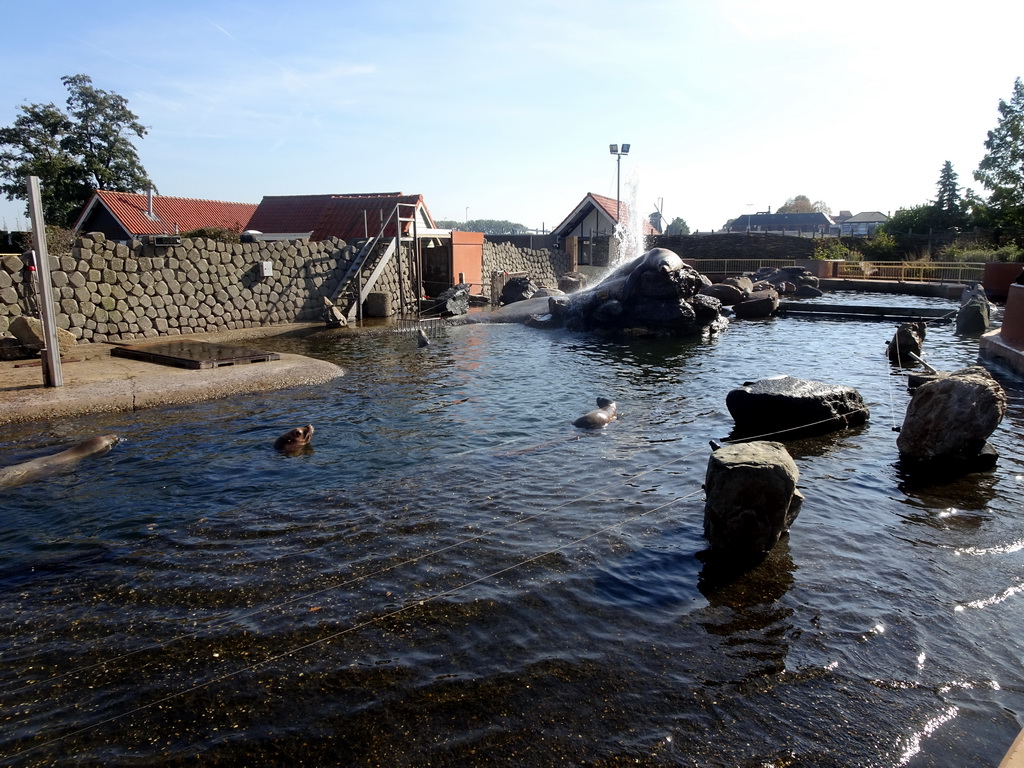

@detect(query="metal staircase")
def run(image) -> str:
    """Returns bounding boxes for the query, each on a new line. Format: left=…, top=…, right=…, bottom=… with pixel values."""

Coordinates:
left=329, top=202, right=420, bottom=321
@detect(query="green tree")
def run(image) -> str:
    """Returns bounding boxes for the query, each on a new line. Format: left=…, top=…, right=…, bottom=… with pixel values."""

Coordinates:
left=881, top=204, right=941, bottom=235
left=776, top=195, right=815, bottom=213
left=0, top=74, right=152, bottom=227
left=436, top=218, right=528, bottom=234
left=974, top=77, right=1024, bottom=228
left=665, top=216, right=690, bottom=235
left=934, top=160, right=961, bottom=218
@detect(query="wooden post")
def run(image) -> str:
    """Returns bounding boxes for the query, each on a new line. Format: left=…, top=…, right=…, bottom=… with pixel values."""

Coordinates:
left=26, top=176, right=63, bottom=387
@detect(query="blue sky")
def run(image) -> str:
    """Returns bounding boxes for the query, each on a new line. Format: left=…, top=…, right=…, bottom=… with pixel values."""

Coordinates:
left=2, top=0, right=1023, bottom=234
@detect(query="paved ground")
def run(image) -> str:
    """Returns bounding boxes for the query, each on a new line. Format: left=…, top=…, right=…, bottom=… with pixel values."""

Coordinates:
left=0, top=324, right=344, bottom=425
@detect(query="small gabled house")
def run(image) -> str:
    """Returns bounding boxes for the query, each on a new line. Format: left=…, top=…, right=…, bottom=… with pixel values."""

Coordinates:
left=551, top=192, right=657, bottom=271
left=72, top=190, right=258, bottom=241
left=840, top=211, right=889, bottom=236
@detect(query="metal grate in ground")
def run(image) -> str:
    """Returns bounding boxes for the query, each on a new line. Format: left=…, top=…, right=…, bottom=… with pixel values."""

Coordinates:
left=110, top=340, right=281, bottom=369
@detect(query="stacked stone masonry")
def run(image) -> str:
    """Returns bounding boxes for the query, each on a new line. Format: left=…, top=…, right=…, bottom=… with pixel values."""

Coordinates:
left=0, top=233, right=358, bottom=343
left=482, top=241, right=570, bottom=289
left=0, top=233, right=568, bottom=343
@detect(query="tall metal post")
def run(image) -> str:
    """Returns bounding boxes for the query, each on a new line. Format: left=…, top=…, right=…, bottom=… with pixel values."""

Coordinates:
left=616, top=153, right=621, bottom=223
left=26, top=176, right=63, bottom=387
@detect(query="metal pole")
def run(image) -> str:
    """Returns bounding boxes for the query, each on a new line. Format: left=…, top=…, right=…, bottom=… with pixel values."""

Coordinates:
left=616, top=154, right=621, bottom=223
left=26, top=176, right=63, bottom=387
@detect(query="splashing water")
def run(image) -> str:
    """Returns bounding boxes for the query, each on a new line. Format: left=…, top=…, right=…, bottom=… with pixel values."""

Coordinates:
left=611, top=172, right=648, bottom=268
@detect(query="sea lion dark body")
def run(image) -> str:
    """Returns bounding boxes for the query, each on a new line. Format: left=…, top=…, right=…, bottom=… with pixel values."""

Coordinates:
left=0, top=434, right=120, bottom=487
left=573, top=397, right=618, bottom=429
left=274, top=424, right=314, bottom=454
left=622, top=248, right=686, bottom=301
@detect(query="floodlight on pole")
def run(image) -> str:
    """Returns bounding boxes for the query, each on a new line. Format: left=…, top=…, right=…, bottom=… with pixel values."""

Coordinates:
left=609, top=143, right=631, bottom=223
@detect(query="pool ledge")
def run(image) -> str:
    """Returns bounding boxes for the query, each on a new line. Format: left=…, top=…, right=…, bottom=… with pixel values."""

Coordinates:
left=0, top=324, right=344, bottom=425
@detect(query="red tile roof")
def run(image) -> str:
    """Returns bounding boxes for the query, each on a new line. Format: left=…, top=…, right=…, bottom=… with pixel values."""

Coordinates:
left=75, top=191, right=258, bottom=236
left=587, top=193, right=658, bottom=235
left=552, top=192, right=658, bottom=237
left=246, top=192, right=435, bottom=241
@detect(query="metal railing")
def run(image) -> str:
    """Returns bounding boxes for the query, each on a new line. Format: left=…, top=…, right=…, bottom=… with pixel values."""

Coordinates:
left=690, top=259, right=796, bottom=275
left=835, top=261, right=985, bottom=283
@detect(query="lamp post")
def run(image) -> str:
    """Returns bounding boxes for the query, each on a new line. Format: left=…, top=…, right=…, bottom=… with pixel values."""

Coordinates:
left=609, top=143, right=630, bottom=222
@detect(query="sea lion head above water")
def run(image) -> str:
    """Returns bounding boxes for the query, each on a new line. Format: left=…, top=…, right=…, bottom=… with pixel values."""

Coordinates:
left=274, top=424, right=314, bottom=454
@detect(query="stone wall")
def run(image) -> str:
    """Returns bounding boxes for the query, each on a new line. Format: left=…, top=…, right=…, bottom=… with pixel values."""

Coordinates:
left=482, top=240, right=571, bottom=289
left=0, top=233, right=574, bottom=344
left=0, top=233, right=359, bottom=343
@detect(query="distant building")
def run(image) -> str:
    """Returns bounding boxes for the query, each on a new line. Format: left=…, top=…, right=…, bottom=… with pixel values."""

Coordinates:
left=73, top=190, right=257, bottom=241
left=840, top=211, right=889, bottom=237
left=727, top=211, right=834, bottom=234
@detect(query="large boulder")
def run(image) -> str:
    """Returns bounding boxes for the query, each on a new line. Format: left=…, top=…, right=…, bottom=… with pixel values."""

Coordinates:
left=428, top=283, right=471, bottom=316
left=563, top=248, right=726, bottom=338
left=887, top=321, right=926, bottom=365
left=699, top=282, right=746, bottom=306
left=896, top=366, right=1006, bottom=468
left=726, top=375, right=869, bottom=439
left=732, top=287, right=779, bottom=319
left=8, top=316, right=77, bottom=355
left=557, top=271, right=587, bottom=294
left=956, top=295, right=990, bottom=334
left=499, top=276, right=537, bottom=306
left=703, top=441, right=803, bottom=555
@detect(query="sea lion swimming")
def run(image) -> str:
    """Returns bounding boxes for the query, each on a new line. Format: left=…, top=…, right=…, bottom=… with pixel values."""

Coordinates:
left=417, top=329, right=430, bottom=347
left=573, top=397, right=618, bottom=429
left=274, top=424, right=314, bottom=454
left=0, top=434, right=120, bottom=488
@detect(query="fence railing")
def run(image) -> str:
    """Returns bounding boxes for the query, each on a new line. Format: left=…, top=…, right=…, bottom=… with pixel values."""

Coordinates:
left=690, top=259, right=796, bottom=275
left=835, top=261, right=985, bottom=283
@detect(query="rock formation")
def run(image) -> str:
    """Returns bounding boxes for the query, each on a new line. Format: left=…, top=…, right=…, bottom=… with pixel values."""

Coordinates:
left=896, top=365, right=1006, bottom=470
left=562, top=248, right=726, bottom=338
left=703, top=440, right=803, bottom=555
left=726, top=375, right=869, bottom=439
left=887, top=321, right=927, bottom=366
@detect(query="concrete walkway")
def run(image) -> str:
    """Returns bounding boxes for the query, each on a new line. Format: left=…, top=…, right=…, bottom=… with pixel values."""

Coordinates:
left=0, top=324, right=344, bottom=425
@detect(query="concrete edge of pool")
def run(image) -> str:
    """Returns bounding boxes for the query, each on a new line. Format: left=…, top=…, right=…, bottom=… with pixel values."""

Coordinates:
left=0, top=323, right=345, bottom=425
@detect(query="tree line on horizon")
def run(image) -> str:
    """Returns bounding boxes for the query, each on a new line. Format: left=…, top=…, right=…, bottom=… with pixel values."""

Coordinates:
left=2, top=75, right=1024, bottom=247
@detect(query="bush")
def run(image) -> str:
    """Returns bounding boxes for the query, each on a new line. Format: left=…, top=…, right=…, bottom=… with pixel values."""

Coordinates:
left=180, top=226, right=241, bottom=243
left=812, top=238, right=861, bottom=261
left=942, top=238, right=1023, bottom=263
left=24, top=225, right=75, bottom=257
left=860, top=231, right=898, bottom=261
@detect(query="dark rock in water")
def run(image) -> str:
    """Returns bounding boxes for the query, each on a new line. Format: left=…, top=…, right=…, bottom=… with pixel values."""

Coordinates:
left=733, top=288, right=779, bottom=319
left=896, top=366, right=1006, bottom=467
left=887, top=321, right=926, bottom=366
left=699, top=282, right=746, bottom=306
left=428, top=283, right=471, bottom=316
left=722, top=275, right=754, bottom=293
left=703, top=440, right=803, bottom=555
left=558, top=271, right=588, bottom=294
left=563, top=248, right=726, bottom=338
left=794, top=284, right=824, bottom=298
left=500, top=276, right=537, bottom=306
left=956, top=295, right=990, bottom=334
left=726, top=375, right=869, bottom=439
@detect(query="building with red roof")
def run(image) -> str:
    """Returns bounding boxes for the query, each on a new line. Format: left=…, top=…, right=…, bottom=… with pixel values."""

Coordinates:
left=245, top=192, right=436, bottom=241
left=72, top=190, right=258, bottom=241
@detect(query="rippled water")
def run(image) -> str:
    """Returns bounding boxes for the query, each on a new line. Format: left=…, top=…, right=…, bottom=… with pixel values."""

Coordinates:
left=2, top=292, right=1023, bottom=767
